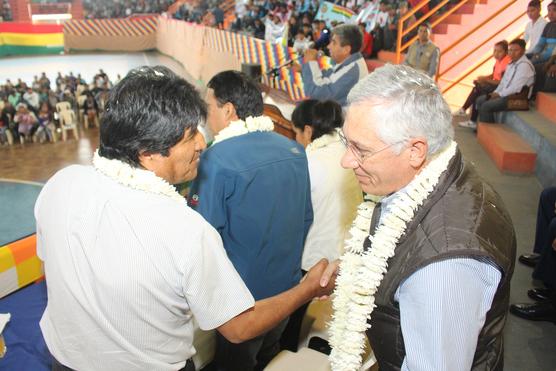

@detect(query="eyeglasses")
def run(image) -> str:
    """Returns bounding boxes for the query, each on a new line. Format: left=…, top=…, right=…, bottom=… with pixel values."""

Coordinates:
left=338, top=130, right=403, bottom=164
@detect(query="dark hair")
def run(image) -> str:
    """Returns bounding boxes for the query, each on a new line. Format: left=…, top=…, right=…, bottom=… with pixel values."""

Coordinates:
left=494, top=40, right=509, bottom=53
left=509, top=38, right=527, bottom=50
left=207, top=70, right=263, bottom=120
left=332, top=24, right=363, bottom=55
left=549, top=1, right=556, bottom=9
left=292, top=99, right=343, bottom=141
left=99, top=65, right=206, bottom=167
left=528, top=0, right=540, bottom=8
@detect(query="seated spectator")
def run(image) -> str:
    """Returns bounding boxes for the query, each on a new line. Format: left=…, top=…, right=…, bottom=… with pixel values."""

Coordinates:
left=23, top=87, right=40, bottom=112
left=35, top=102, right=55, bottom=143
left=510, top=186, right=556, bottom=323
left=83, top=93, right=100, bottom=128
left=528, top=1, right=556, bottom=65
left=280, top=99, right=362, bottom=351
left=293, top=31, right=313, bottom=55
left=383, top=4, right=398, bottom=51
left=265, top=14, right=285, bottom=43
left=253, top=18, right=266, bottom=40
left=359, top=23, right=373, bottom=58
left=455, top=40, right=511, bottom=118
left=403, top=23, right=440, bottom=78
left=459, top=39, right=535, bottom=129
left=524, top=0, right=547, bottom=54
left=313, top=20, right=331, bottom=51
left=14, top=103, right=38, bottom=143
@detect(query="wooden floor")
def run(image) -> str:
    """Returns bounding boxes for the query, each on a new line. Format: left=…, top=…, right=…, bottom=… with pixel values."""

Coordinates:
left=0, top=127, right=99, bottom=183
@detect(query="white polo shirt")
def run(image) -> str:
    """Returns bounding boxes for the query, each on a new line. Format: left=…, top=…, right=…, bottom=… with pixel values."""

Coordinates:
left=35, top=165, right=254, bottom=371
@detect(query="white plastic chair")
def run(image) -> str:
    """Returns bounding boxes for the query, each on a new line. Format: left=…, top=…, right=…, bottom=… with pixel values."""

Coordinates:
left=55, top=101, right=72, bottom=114
left=58, top=109, right=79, bottom=141
left=264, top=347, right=331, bottom=371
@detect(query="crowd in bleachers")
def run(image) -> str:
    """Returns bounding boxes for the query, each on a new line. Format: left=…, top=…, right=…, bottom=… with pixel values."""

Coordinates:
left=82, top=0, right=174, bottom=18
left=1, top=0, right=12, bottom=21
left=457, top=0, right=556, bottom=129
left=172, top=0, right=459, bottom=57
left=0, top=70, right=116, bottom=145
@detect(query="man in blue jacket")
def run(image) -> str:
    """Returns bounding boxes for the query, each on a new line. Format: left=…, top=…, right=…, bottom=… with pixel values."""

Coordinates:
left=293, top=24, right=368, bottom=106
left=189, top=71, right=313, bottom=371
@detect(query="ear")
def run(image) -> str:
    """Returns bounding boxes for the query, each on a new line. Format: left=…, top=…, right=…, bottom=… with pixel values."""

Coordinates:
left=303, top=125, right=313, bottom=141
left=224, top=102, right=239, bottom=121
left=407, top=137, right=428, bottom=169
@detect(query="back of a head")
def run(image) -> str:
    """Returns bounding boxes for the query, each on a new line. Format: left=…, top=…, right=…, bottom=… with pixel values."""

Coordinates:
left=333, top=24, right=363, bottom=55
left=292, top=99, right=343, bottom=141
left=347, top=64, right=453, bottom=156
left=99, top=65, right=206, bottom=167
left=207, top=70, right=264, bottom=120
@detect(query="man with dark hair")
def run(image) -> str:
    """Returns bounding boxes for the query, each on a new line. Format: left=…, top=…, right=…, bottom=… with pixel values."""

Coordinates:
left=524, top=0, right=547, bottom=54
left=293, top=24, right=368, bottom=106
left=189, top=70, right=313, bottom=371
left=35, top=66, right=334, bottom=371
left=403, top=23, right=440, bottom=78
left=528, top=1, right=556, bottom=64
left=461, top=38, right=535, bottom=129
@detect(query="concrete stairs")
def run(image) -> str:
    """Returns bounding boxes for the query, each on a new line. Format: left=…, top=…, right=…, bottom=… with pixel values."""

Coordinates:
left=476, top=93, right=556, bottom=187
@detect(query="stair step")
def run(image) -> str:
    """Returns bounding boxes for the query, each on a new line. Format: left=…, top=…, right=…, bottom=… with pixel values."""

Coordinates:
left=477, top=123, right=537, bottom=174
left=536, top=92, right=556, bottom=125
left=455, top=3, right=476, bottom=14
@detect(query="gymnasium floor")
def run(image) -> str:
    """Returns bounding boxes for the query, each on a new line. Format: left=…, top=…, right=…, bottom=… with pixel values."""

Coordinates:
left=0, top=51, right=555, bottom=371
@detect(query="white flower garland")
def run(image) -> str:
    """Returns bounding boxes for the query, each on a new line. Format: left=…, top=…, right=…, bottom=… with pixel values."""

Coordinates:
left=328, top=141, right=458, bottom=371
left=92, top=150, right=185, bottom=203
left=212, top=115, right=274, bottom=144
left=306, top=128, right=341, bottom=154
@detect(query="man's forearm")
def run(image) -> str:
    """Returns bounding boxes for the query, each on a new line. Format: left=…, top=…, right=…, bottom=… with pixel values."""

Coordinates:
left=220, top=281, right=315, bottom=343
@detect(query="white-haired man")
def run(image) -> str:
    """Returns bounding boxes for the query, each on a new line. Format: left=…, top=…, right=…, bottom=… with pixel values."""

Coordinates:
left=323, top=64, right=516, bottom=371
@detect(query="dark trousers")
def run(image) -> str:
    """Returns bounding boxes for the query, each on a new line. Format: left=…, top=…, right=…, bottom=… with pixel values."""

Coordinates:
left=213, top=318, right=289, bottom=371
left=279, top=270, right=309, bottom=352
left=52, top=356, right=196, bottom=371
left=474, top=94, right=508, bottom=123
left=532, top=187, right=556, bottom=288
left=464, top=83, right=496, bottom=111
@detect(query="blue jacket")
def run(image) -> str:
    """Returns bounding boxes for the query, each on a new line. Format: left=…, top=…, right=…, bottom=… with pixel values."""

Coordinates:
left=189, top=131, right=313, bottom=300
left=301, top=52, right=368, bottom=106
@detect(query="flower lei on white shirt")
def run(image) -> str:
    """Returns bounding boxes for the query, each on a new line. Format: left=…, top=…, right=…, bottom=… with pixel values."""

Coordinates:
left=212, top=115, right=274, bottom=144
left=305, top=128, right=341, bottom=154
left=328, top=140, right=458, bottom=371
left=92, top=150, right=185, bottom=203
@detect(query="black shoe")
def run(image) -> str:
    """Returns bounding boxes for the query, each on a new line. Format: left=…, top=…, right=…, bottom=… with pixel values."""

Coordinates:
left=510, top=302, right=556, bottom=323
left=518, top=253, right=540, bottom=267
left=527, top=288, right=553, bottom=302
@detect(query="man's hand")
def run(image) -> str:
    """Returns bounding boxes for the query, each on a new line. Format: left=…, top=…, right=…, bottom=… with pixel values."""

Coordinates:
left=304, top=48, right=319, bottom=62
left=317, top=259, right=339, bottom=300
left=303, top=259, right=336, bottom=299
left=490, top=92, right=501, bottom=100
left=552, top=237, right=556, bottom=252
left=291, top=62, right=302, bottom=73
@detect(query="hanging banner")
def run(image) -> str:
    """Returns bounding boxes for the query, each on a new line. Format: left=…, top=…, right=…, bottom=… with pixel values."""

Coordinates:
left=315, top=2, right=356, bottom=27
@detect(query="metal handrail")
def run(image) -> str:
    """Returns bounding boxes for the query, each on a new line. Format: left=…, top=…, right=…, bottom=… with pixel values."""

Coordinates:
left=440, top=1, right=517, bottom=61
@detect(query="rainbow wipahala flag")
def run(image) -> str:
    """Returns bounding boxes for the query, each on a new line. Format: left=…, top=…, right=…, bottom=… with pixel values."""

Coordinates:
left=0, top=23, right=64, bottom=56
left=315, top=1, right=356, bottom=28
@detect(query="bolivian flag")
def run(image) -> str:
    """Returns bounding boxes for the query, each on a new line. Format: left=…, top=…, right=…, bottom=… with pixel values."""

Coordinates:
left=0, top=23, right=64, bottom=56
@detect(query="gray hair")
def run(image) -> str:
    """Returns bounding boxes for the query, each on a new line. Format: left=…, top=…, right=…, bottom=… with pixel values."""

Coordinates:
left=347, top=64, right=453, bottom=156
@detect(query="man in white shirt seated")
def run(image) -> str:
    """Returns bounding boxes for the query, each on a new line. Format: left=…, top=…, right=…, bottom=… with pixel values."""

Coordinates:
left=524, top=0, right=547, bottom=54
left=459, top=38, right=535, bottom=129
left=35, top=66, right=335, bottom=371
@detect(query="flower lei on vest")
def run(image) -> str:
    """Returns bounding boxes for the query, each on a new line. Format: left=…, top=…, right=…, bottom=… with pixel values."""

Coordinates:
left=212, top=115, right=274, bottom=144
left=306, top=128, right=341, bottom=154
left=328, top=141, right=458, bottom=371
left=92, top=150, right=185, bottom=203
